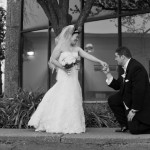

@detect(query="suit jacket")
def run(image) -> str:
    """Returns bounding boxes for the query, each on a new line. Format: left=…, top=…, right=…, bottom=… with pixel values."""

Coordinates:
left=109, top=58, right=150, bottom=125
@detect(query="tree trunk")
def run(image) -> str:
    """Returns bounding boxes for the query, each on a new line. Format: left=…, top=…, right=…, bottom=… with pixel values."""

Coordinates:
left=37, top=0, right=95, bottom=36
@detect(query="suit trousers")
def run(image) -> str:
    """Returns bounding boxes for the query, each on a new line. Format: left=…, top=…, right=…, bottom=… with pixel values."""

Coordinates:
left=108, top=93, right=150, bottom=134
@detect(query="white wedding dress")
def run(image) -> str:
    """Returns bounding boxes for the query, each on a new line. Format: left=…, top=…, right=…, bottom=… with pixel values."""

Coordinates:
left=28, top=51, right=85, bottom=134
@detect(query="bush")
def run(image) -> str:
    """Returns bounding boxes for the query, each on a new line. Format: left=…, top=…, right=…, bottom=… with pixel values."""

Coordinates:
left=0, top=89, right=44, bottom=128
left=84, top=103, right=119, bottom=128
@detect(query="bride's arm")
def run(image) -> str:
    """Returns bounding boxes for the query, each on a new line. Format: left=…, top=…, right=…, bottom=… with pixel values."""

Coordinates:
left=48, top=47, right=64, bottom=70
left=78, top=47, right=107, bottom=66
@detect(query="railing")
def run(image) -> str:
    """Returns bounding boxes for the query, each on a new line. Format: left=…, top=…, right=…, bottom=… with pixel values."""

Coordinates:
left=94, top=64, right=118, bottom=71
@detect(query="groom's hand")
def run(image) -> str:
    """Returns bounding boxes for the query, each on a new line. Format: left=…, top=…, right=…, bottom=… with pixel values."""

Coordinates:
left=127, top=110, right=136, bottom=121
left=102, top=65, right=110, bottom=74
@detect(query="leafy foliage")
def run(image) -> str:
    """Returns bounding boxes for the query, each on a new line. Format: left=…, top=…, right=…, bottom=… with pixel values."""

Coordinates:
left=0, top=89, right=44, bottom=128
left=70, top=0, right=150, bottom=33
left=121, top=14, right=150, bottom=33
left=0, top=7, right=6, bottom=60
left=71, top=0, right=150, bottom=15
left=84, top=103, right=119, bottom=128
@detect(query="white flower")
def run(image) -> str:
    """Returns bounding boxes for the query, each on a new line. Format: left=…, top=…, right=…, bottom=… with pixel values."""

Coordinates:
left=125, top=79, right=129, bottom=82
left=121, top=73, right=126, bottom=78
left=61, top=60, right=66, bottom=66
left=60, top=55, right=77, bottom=68
left=67, top=57, right=75, bottom=64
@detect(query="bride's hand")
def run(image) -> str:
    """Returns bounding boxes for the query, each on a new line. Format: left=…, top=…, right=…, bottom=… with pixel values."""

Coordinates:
left=63, top=67, right=72, bottom=74
left=100, top=61, right=109, bottom=73
left=100, top=61, right=108, bottom=69
left=66, top=68, right=72, bottom=74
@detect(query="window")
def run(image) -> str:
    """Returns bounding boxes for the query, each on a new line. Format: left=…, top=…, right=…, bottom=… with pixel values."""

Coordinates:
left=23, top=30, right=49, bottom=92
left=84, top=19, right=118, bottom=102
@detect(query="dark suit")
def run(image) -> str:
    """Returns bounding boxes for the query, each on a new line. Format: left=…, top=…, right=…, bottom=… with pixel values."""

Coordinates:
left=108, top=58, right=150, bottom=134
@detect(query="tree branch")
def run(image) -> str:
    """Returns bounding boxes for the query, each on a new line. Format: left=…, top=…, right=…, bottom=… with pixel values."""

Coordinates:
left=37, top=0, right=60, bottom=35
left=49, top=0, right=70, bottom=33
left=58, top=0, right=70, bottom=28
left=61, top=0, right=69, bottom=14
left=143, top=28, right=150, bottom=34
left=47, top=1, right=61, bottom=35
left=37, top=0, right=52, bottom=22
left=76, top=0, right=95, bottom=28
left=51, top=0, right=60, bottom=19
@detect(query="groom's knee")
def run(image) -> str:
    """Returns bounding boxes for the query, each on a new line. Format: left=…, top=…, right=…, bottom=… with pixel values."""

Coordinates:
left=129, top=128, right=140, bottom=134
left=128, top=119, right=141, bottom=135
left=108, top=93, right=122, bottom=107
left=108, top=95, right=117, bottom=106
left=107, top=96, right=114, bottom=107
left=107, top=96, right=111, bottom=105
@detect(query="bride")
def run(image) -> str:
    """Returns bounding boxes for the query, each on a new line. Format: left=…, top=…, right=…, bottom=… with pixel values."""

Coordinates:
left=28, top=25, right=108, bottom=134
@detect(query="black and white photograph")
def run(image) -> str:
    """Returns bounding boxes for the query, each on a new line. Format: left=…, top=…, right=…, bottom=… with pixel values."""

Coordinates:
left=0, top=0, right=150, bottom=149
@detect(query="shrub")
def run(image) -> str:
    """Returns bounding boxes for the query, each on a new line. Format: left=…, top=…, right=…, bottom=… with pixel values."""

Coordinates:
left=0, top=89, right=44, bottom=128
left=84, top=103, right=119, bottom=128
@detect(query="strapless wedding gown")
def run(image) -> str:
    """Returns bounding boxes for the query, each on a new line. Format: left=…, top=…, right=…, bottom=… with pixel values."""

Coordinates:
left=28, top=51, right=85, bottom=134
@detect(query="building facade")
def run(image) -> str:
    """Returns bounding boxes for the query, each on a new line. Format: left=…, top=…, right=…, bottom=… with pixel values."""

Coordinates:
left=5, top=0, right=150, bottom=101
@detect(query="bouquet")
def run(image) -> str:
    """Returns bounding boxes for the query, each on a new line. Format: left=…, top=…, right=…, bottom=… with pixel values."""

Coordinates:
left=61, top=55, right=77, bottom=69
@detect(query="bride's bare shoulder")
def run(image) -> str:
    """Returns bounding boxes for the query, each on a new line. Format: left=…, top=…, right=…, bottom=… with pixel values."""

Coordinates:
left=74, top=46, right=82, bottom=52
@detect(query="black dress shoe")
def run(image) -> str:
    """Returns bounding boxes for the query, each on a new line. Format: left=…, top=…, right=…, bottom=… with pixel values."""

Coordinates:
left=115, top=126, right=128, bottom=132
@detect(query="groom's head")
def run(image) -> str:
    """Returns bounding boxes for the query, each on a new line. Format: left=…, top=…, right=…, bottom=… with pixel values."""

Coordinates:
left=115, top=46, right=132, bottom=66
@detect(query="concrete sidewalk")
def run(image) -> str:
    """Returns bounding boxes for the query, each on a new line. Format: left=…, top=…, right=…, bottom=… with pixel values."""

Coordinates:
left=0, top=128, right=150, bottom=150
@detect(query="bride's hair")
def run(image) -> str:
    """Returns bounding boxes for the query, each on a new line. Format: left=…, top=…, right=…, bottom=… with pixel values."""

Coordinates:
left=55, top=25, right=75, bottom=46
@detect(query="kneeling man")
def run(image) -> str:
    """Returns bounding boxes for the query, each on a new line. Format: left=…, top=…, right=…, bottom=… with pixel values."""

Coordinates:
left=103, top=46, right=150, bottom=134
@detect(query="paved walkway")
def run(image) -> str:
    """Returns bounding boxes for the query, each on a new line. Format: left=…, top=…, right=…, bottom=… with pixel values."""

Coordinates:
left=0, top=128, right=150, bottom=150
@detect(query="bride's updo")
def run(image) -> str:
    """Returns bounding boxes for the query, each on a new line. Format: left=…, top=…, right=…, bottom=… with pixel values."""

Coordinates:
left=55, top=25, right=75, bottom=45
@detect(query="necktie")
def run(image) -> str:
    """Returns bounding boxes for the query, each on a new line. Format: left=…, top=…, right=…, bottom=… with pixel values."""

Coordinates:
left=122, top=67, right=126, bottom=82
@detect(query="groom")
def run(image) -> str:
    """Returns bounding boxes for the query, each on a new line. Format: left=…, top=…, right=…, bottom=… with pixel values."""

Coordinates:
left=103, top=46, right=150, bottom=134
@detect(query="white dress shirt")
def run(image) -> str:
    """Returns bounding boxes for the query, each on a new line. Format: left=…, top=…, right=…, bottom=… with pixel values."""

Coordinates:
left=122, top=59, right=130, bottom=74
